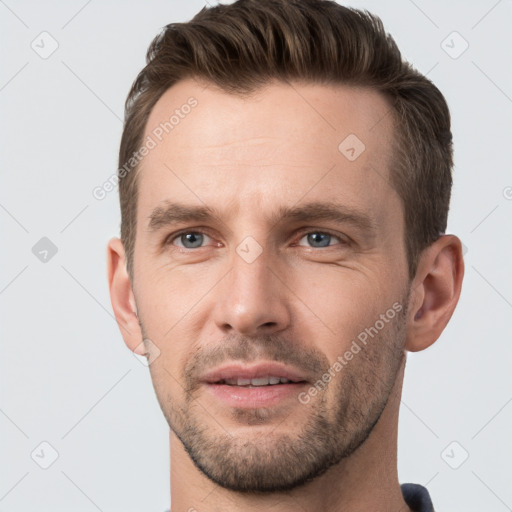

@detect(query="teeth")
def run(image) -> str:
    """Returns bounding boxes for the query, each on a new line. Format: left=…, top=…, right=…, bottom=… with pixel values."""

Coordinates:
left=221, top=376, right=294, bottom=386
left=251, top=377, right=269, bottom=386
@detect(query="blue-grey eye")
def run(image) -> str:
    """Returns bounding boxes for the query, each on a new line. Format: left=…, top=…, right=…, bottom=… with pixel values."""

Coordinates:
left=298, top=232, right=340, bottom=248
left=174, top=232, right=208, bottom=248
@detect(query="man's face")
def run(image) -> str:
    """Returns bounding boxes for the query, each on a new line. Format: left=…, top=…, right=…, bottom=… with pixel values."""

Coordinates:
left=132, top=79, right=411, bottom=492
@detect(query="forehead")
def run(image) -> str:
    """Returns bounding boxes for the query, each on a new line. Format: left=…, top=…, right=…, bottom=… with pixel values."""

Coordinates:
left=137, top=78, right=399, bottom=231
left=144, top=78, right=394, bottom=157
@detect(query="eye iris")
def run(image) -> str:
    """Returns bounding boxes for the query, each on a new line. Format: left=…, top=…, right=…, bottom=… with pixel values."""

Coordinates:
left=181, top=232, right=203, bottom=248
left=308, top=233, right=330, bottom=247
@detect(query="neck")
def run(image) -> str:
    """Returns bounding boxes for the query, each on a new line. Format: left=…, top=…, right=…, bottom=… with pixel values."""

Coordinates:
left=169, top=355, right=410, bottom=512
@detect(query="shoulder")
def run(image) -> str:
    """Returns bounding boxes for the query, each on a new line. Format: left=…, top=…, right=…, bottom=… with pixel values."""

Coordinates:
left=401, top=482, right=435, bottom=512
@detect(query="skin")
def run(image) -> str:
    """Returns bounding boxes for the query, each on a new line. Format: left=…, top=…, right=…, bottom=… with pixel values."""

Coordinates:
left=107, top=78, right=464, bottom=512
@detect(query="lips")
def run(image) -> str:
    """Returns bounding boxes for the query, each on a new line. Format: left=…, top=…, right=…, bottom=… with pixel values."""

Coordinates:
left=220, top=376, right=294, bottom=386
left=200, top=362, right=310, bottom=409
left=201, top=362, right=308, bottom=386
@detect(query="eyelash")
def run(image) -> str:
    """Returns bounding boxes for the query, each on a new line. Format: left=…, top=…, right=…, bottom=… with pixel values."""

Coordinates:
left=165, top=228, right=349, bottom=249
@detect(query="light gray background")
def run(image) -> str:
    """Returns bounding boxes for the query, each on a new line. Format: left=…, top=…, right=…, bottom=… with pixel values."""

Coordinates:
left=1, top=1, right=511, bottom=511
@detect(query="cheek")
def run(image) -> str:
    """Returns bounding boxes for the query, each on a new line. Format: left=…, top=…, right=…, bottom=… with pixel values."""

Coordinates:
left=291, top=266, right=399, bottom=356
left=133, top=277, right=200, bottom=385
left=135, top=259, right=214, bottom=335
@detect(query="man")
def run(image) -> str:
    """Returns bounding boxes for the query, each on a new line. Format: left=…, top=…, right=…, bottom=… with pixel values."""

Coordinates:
left=107, top=0, right=464, bottom=510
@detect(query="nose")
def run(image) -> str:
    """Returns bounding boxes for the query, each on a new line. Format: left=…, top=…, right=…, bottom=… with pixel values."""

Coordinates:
left=212, top=249, right=292, bottom=337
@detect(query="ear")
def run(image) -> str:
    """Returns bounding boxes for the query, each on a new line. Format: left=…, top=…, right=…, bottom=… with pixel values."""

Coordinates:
left=106, top=237, right=145, bottom=355
left=405, top=235, right=464, bottom=352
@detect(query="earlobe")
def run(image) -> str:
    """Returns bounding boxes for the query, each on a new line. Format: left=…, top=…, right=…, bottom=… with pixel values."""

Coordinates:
left=106, top=237, right=145, bottom=355
left=405, top=235, right=465, bottom=352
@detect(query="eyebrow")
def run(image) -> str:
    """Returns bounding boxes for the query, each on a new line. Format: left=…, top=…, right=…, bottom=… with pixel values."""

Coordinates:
left=147, top=200, right=376, bottom=234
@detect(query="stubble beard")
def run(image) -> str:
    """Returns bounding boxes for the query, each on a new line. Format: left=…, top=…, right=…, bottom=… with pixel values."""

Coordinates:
left=143, top=299, right=408, bottom=493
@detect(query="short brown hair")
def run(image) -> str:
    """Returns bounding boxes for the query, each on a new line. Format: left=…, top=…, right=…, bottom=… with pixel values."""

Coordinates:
left=118, top=0, right=453, bottom=281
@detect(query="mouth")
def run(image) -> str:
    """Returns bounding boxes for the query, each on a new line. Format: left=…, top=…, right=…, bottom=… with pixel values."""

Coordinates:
left=216, top=376, right=303, bottom=386
left=201, top=362, right=309, bottom=409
